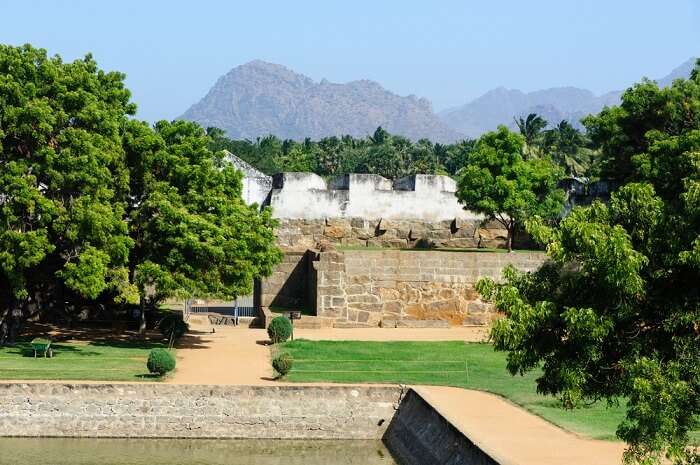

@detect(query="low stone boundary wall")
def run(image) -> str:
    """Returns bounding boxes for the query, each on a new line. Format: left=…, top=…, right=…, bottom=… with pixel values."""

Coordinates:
left=0, top=384, right=402, bottom=439
left=384, top=389, right=499, bottom=465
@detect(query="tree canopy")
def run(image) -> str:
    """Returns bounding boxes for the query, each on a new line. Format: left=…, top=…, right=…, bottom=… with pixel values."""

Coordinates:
left=0, top=44, right=281, bottom=342
left=455, top=126, right=565, bottom=251
left=479, top=62, right=700, bottom=464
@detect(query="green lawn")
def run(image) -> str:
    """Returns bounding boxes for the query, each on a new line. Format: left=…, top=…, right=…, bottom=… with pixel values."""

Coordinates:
left=277, top=340, right=626, bottom=440
left=0, top=339, right=171, bottom=382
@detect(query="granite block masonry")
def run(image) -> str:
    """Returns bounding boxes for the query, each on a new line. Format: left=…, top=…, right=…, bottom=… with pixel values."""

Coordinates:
left=259, top=249, right=546, bottom=327
left=227, top=154, right=545, bottom=326
left=0, top=383, right=503, bottom=465
left=0, top=384, right=402, bottom=439
left=312, top=250, right=546, bottom=327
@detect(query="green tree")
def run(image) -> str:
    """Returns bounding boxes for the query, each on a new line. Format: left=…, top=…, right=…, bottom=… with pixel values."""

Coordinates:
left=514, top=113, right=548, bottom=149
left=124, top=120, right=282, bottom=331
left=0, top=44, right=137, bottom=343
left=456, top=126, right=565, bottom=251
left=0, top=45, right=282, bottom=340
left=437, top=139, right=474, bottom=175
left=542, top=120, right=593, bottom=176
left=479, top=65, right=700, bottom=464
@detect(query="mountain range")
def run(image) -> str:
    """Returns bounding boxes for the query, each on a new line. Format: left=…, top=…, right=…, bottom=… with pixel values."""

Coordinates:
left=179, top=60, right=461, bottom=143
left=180, top=57, right=697, bottom=142
left=439, top=57, right=697, bottom=137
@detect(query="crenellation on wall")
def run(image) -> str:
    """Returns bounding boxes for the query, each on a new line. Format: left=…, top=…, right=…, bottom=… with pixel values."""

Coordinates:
left=267, top=172, right=483, bottom=223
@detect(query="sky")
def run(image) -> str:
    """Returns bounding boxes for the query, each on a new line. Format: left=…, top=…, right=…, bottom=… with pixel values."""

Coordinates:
left=2, top=0, right=698, bottom=123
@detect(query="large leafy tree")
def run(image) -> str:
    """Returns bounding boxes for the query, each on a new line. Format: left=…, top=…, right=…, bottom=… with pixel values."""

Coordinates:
left=0, top=44, right=137, bottom=342
left=0, top=44, right=281, bottom=341
left=456, top=126, right=565, bottom=251
left=124, top=120, right=282, bottom=331
left=479, top=63, right=700, bottom=464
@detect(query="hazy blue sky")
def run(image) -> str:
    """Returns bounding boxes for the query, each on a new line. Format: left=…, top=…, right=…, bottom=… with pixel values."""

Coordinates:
left=2, top=0, right=698, bottom=122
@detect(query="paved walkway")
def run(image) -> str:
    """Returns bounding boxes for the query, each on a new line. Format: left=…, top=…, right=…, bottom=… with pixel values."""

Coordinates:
left=170, top=319, right=625, bottom=465
left=415, top=386, right=625, bottom=465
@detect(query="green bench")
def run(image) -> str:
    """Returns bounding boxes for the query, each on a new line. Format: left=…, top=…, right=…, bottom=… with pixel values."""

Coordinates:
left=31, top=338, right=53, bottom=358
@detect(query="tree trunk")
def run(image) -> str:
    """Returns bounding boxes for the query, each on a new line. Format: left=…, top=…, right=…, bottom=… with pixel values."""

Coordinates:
left=139, top=296, right=146, bottom=335
left=0, top=308, right=10, bottom=346
left=507, top=223, right=514, bottom=253
left=0, top=307, right=21, bottom=346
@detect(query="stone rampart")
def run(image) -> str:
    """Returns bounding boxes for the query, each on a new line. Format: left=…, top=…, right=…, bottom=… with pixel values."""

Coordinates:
left=312, top=250, right=546, bottom=326
left=275, top=217, right=509, bottom=251
left=0, top=384, right=402, bottom=439
left=266, top=172, right=512, bottom=250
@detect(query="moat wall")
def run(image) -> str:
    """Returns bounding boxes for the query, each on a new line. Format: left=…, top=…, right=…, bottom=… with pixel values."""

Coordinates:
left=0, top=384, right=402, bottom=439
left=0, top=384, right=502, bottom=464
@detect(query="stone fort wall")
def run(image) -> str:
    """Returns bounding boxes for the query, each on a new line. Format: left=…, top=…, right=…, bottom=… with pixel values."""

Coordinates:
left=267, top=172, right=510, bottom=250
left=313, top=250, right=545, bottom=327
left=259, top=249, right=546, bottom=327
left=228, top=156, right=544, bottom=324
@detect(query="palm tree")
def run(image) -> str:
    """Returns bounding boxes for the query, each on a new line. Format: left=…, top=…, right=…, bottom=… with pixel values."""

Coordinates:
left=544, top=120, right=590, bottom=176
left=514, top=113, right=548, bottom=149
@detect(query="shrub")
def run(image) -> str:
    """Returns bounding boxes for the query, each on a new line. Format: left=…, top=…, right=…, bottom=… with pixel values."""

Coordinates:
left=159, top=313, right=189, bottom=340
left=272, top=353, right=293, bottom=377
left=147, top=348, right=176, bottom=375
left=267, top=316, right=293, bottom=343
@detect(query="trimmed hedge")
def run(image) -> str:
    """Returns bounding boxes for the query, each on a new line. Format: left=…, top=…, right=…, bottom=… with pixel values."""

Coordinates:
left=272, top=353, right=293, bottom=377
left=159, top=313, right=189, bottom=340
left=267, top=316, right=293, bottom=343
left=147, top=348, right=176, bottom=375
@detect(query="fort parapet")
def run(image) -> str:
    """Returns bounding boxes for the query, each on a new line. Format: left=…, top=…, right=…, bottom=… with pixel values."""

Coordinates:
left=265, top=172, right=507, bottom=250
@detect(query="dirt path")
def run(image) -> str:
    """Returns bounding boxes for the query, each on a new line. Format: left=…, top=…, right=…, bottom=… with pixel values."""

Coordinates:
left=415, top=386, right=625, bottom=465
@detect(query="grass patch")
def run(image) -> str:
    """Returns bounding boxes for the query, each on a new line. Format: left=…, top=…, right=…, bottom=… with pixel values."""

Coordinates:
left=278, top=340, right=625, bottom=440
left=0, top=338, right=171, bottom=382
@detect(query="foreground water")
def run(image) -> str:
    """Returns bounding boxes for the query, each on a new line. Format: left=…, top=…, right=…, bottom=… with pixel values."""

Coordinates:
left=0, top=438, right=398, bottom=465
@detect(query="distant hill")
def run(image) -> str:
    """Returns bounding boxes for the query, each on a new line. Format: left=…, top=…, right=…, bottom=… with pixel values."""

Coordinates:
left=179, top=60, right=463, bottom=143
left=439, top=57, right=697, bottom=137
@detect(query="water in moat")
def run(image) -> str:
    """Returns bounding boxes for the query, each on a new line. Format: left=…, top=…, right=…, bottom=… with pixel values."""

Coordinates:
left=0, top=438, right=398, bottom=465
